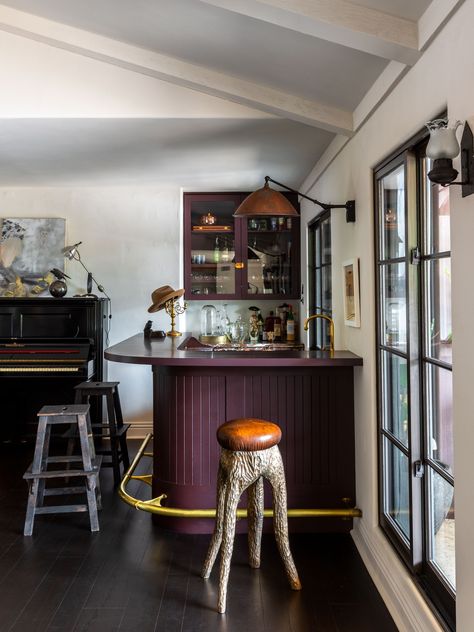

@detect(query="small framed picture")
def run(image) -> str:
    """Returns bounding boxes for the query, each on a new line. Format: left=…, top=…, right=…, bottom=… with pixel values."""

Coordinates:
left=342, top=258, right=360, bottom=327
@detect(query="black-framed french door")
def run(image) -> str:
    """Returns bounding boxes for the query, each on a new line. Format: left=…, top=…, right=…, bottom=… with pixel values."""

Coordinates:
left=308, top=211, right=331, bottom=350
left=375, top=141, right=455, bottom=629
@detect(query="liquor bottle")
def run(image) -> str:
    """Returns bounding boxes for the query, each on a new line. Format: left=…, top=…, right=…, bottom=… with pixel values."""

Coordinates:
left=248, top=306, right=259, bottom=344
left=273, top=313, right=282, bottom=342
left=264, top=311, right=275, bottom=342
left=286, top=305, right=295, bottom=342
left=277, top=304, right=288, bottom=339
left=257, top=310, right=264, bottom=342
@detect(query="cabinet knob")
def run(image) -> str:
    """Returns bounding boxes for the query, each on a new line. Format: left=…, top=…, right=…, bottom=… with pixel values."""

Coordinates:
left=235, top=262, right=245, bottom=270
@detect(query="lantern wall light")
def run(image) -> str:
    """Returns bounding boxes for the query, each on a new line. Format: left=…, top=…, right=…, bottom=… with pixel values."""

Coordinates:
left=425, top=118, right=474, bottom=197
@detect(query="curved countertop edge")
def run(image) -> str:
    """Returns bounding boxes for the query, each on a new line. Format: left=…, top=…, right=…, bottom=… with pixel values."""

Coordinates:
left=105, top=333, right=363, bottom=367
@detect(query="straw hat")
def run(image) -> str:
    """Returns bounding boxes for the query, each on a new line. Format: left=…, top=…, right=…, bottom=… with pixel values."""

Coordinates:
left=148, top=285, right=184, bottom=313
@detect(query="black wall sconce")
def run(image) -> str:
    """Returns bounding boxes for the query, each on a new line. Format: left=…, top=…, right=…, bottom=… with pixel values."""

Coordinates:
left=234, top=176, right=356, bottom=222
left=426, top=118, right=474, bottom=197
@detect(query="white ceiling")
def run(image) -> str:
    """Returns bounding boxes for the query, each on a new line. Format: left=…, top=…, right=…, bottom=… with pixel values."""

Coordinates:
left=0, top=119, right=333, bottom=188
left=0, top=0, right=459, bottom=187
left=0, top=0, right=388, bottom=107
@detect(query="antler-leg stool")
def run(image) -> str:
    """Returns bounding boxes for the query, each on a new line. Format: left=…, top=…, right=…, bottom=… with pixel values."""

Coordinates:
left=202, top=418, right=301, bottom=613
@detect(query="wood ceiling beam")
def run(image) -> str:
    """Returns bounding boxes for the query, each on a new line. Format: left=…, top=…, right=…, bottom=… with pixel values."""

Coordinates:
left=0, top=5, right=353, bottom=134
left=200, top=0, right=420, bottom=65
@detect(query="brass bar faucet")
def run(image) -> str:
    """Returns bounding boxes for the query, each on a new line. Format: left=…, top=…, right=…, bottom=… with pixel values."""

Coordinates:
left=303, top=314, right=335, bottom=353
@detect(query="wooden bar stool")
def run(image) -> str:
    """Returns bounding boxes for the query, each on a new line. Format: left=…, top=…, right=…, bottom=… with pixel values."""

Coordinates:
left=23, top=404, right=102, bottom=536
left=71, top=381, right=130, bottom=486
left=202, top=418, right=301, bottom=613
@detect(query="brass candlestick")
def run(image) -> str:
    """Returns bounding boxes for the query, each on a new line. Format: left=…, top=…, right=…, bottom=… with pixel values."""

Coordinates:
left=164, top=297, right=187, bottom=337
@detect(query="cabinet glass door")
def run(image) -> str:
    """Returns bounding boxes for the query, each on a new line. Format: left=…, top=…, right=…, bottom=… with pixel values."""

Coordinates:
left=185, top=195, right=242, bottom=299
left=244, top=215, right=299, bottom=298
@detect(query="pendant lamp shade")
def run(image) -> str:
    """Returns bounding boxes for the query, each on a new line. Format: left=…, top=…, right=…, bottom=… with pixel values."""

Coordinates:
left=234, top=181, right=299, bottom=217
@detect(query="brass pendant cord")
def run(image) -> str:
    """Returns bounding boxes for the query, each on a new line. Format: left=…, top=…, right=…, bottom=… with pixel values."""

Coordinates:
left=118, top=434, right=362, bottom=520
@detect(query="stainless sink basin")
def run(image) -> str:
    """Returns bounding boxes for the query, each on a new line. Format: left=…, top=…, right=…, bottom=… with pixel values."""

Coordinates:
left=178, top=337, right=304, bottom=352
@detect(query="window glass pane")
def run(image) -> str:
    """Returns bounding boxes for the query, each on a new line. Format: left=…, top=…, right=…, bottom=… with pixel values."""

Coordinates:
left=321, top=218, right=331, bottom=264
left=425, top=162, right=451, bottom=254
left=425, top=258, right=452, bottom=364
left=322, top=266, right=331, bottom=312
left=381, top=263, right=407, bottom=351
left=384, top=438, right=410, bottom=540
left=428, top=468, right=455, bottom=589
left=426, top=363, right=454, bottom=474
left=315, top=226, right=321, bottom=267
left=381, top=351, right=408, bottom=446
left=379, top=164, right=405, bottom=260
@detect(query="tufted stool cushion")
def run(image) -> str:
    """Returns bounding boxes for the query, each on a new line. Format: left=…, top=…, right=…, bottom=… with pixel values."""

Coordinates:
left=217, top=418, right=282, bottom=452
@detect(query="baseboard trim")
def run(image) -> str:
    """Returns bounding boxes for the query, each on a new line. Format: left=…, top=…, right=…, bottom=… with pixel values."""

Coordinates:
left=352, top=521, right=444, bottom=632
left=126, top=421, right=153, bottom=440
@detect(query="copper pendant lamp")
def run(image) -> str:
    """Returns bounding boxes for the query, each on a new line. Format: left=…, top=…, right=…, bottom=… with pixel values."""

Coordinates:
left=234, top=179, right=299, bottom=217
left=234, top=176, right=356, bottom=222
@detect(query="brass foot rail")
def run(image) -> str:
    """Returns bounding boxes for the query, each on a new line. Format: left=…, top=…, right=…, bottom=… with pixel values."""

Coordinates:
left=119, top=434, right=362, bottom=520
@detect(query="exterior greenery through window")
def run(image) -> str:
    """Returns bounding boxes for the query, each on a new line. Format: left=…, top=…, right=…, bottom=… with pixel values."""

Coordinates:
left=308, top=211, right=331, bottom=350
left=374, top=135, right=455, bottom=629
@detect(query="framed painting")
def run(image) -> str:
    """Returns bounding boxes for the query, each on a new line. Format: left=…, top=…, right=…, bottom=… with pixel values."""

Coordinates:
left=342, top=258, right=360, bottom=327
left=0, top=218, right=65, bottom=297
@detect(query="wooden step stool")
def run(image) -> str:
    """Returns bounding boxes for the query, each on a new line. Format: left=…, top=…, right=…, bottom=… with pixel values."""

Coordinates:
left=23, top=404, right=102, bottom=536
left=70, top=381, right=130, bottom=486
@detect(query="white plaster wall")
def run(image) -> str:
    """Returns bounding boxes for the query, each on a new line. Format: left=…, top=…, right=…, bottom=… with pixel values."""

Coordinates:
left=299, top=1, right=474, bottom=629
left=0, top=186, right=181, bottom=434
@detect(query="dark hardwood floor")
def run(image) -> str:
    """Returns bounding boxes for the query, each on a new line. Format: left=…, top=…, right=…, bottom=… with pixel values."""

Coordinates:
left=0, top=441, right=397, bottom=632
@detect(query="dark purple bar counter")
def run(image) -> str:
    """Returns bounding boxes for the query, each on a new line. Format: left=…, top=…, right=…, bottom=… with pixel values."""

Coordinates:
left=105, top=334, right=363, bottom=533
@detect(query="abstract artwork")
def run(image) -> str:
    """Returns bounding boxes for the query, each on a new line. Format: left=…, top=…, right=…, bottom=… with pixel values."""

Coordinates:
left=0, top=218, right=65, bottom=296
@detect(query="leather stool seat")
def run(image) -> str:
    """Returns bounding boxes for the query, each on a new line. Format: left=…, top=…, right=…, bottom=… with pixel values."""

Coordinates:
left=216, top=418, right=282, bottom=452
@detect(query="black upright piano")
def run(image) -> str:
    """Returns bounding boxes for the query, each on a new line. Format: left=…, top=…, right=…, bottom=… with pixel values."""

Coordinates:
left=0, top=297, right=109, bottom=442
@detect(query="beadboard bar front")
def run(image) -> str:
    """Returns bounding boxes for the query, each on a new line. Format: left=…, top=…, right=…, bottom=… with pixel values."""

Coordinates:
left=105, top=334, right=363, bottom=534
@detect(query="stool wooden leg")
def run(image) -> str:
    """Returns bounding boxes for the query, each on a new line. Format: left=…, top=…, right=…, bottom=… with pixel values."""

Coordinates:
left=36, top=424, right=51, bottom=508
left=24, top=479, right=40, bottom=536
left=267, top=450, right=301, bottom=591
left=218, top=481, right=242, bottom=614
left=202, top=462, right=227, bottom=579
left=113, top=387, right=130, bottom=470
left=106, top=392, right=121, bottom=486
left=77, top=412, right=100, bottom=532
left=24, top=416, right=51, bottom=536
left=247, top=476, right=264, bottom=568
left=85, top=474, right=100, bottom=532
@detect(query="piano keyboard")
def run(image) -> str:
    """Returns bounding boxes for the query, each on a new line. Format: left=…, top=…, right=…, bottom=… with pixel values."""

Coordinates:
left=0, top=367, right=80, bottom=373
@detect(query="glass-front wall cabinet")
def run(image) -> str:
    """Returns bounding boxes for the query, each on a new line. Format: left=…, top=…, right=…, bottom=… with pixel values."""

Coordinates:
left=184, top=193, right=300, bottom=300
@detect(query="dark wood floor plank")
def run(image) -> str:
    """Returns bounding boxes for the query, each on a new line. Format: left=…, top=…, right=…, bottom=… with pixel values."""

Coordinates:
left=72, top=607, right=125, bottom=632
left=10, top=554, right=86, bottom=632
left=0, top=442, right=397, bottom=632
left=332, top=602, right=399, bottom=632
left=0, top=529, right=71, bottom=630
left=153, top=533, right=196, bottom=632
left=118, top=529, right=176, bottom=632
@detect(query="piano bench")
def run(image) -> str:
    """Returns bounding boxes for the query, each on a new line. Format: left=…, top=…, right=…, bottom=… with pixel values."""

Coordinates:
left=69, top=382, right=130, bottom=486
